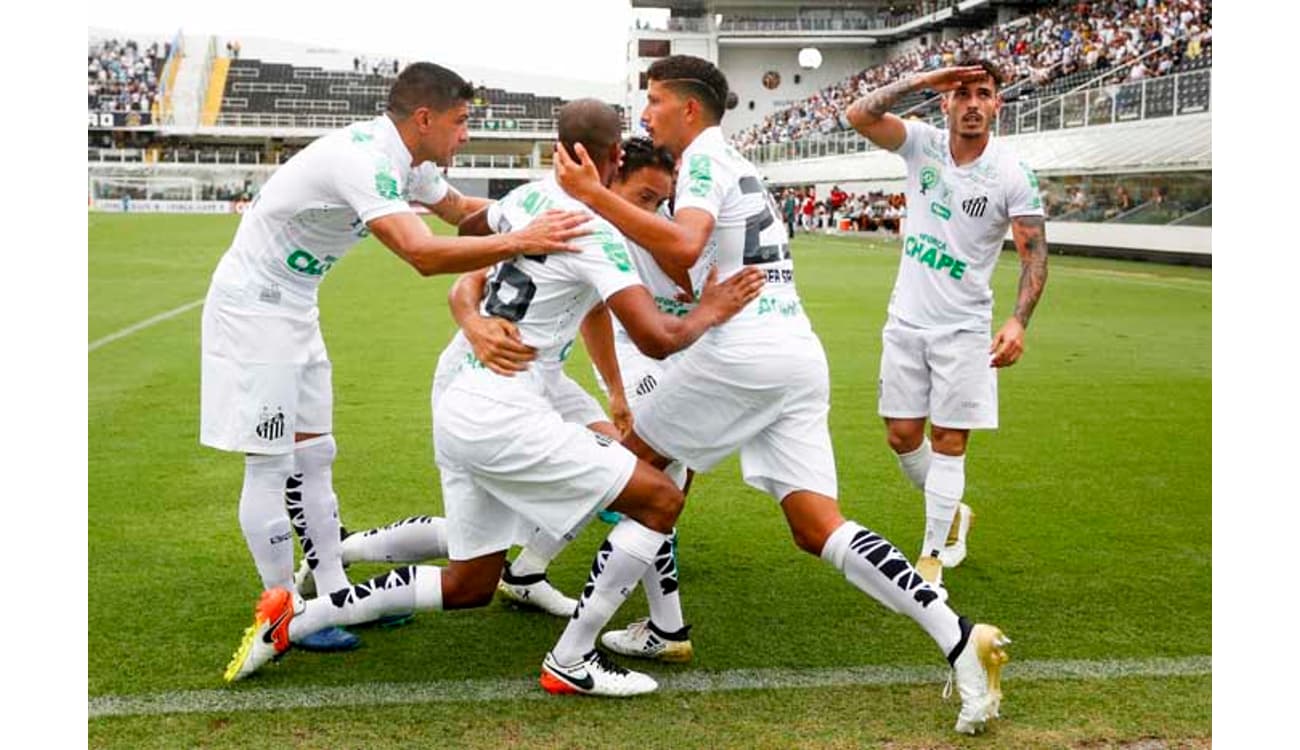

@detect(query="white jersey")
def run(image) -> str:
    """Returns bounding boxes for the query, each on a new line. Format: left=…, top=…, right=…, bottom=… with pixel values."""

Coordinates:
left=675, top=126, right=809, bottom=333
left=209, top=115, right=450, bottom=316
left=442, top=176, right=643, bottom=398
left=610, top=205, right=707, bottom=355
left=890, top=119, right=1043, bottom=330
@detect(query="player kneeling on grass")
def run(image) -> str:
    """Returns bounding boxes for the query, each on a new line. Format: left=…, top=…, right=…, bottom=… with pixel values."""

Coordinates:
left=224, top=99, right=764, bottom=697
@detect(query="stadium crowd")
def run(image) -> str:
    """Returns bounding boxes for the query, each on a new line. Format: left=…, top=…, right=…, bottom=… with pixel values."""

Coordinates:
left=776, top=186, right=908, bottom=235
left=87, top=38, right=167, bottom=114
left=730, top=0, right=1212, bottom=151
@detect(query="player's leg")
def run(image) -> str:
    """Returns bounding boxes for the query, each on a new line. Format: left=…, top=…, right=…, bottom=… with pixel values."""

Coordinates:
left=542, top=458, right=682, bottom=697
left=339, top=515, right=449, bottom=565
left=779, top=490, right=1009, bottom=734
left=926, top=326, right=999, bottom=570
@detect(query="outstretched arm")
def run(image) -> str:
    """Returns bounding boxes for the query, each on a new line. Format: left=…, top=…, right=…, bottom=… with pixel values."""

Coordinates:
left=606, top=268, right=764, bottom=360
left=418, top=184, right=492, bottom=227
left=368, top=209, right=588, bottom=276
left=990, top=215, right=1049, bottom=368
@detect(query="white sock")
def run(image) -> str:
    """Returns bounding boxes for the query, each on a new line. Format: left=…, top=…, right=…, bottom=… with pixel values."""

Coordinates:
left=511, top=511, right=596, bottom=577
left=239, top=453, right=296, bottom=591
left=551, top=519, right=667, bottom=664
left=285, top=435, right=349, bottom=595
left=923, top=453, right=965, bottom=557
left=342, top=516, right=448, bottom=563
left=897, top=438, right=932, bottom=491
left=289, top=564, right=442, bottom=641
left=820, top=520, right=963, bottom=659
left=643, top=529, right=685, bottom=632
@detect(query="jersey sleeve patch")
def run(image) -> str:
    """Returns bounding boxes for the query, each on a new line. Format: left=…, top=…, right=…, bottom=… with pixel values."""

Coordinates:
left=687, top=154, right=713, bottom=197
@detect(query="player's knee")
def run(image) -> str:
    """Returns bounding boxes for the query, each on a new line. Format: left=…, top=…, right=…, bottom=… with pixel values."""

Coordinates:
left=790, top=524, right=830, bottom=556
left=929, top=428, right=967, bottom=456
left=640, top=476, right=684, bottom=533
left=886, top=426, right=923, bottom=454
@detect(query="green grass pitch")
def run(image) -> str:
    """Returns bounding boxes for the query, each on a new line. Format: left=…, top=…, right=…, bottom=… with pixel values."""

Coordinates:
left=88, top=213, right=1210, bottom=748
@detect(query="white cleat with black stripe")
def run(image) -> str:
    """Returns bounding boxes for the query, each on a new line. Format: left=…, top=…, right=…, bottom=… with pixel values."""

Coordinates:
left=496, top=562, right=579, bottom=618
left=601, top=618, right=694, bottom=663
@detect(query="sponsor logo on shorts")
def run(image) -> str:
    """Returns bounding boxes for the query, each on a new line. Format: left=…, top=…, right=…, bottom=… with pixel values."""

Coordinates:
left=962, top=195, right=988, bottom=218
left=256, top=407, right=286, bottom=442
left=634, top=373, right=658, bottom=397
left=590, top=431, right=615, bottom=447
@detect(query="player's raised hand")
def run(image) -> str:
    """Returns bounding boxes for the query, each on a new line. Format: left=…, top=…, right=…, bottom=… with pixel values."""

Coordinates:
left=511, top=209, right=591, bottom=255
left=697, top=267, right=765, bottom=324
left=464, top=316, right=536, bottom=376
left=989, top=318, right=1025, bottom=368
left=921, top=65, right=995, bottom=93
left=553, top=141, right=604, bottom=203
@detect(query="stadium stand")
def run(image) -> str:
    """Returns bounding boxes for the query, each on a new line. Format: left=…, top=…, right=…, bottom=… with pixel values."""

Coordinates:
left=216, top=59, right=606, bottom=129
left=87, top=38, right=167, bottom=114
left=730, top=0, right=1212, bottom=151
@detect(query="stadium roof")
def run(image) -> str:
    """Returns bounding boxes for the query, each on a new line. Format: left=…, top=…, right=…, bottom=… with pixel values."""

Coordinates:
left=632, top=1, right=907, bottom=10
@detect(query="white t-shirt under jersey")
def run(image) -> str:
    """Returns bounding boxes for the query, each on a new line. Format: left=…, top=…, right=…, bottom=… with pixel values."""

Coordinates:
left=889, top=119, right=1043, bottom=331
left=674, top=126, right=809, bottom=334
left=209, top=115, right=450, bottom=316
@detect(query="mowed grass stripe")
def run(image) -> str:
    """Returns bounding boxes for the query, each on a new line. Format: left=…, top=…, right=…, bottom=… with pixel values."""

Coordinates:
left=88, top=297, right=205, bottom=351
left=89, top=655, right=1210, bottom=719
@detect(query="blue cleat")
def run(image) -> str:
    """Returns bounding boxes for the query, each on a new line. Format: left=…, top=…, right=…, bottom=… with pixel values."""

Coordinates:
left=294, top=626, right=361, bottom=652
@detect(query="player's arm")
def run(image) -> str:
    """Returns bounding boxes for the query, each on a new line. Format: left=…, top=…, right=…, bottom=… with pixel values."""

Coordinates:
left=990, top=215, right=1049, bottom=368
left=605, top=268, right=764, bottom=360
left=555, top=142, right=713, bottom=272
left=367, top=209, right=587, bottom=276
left=447, top=269, right=536, bottom=376
left=418, top=184, right=492, bottom=227
left=580, top=303, right=632, bottom=437
left=844, top=66, right=991, bottom=150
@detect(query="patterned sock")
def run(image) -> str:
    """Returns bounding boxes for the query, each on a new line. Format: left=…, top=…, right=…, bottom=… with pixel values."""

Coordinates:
left=341, top=516, right=448, bottom=563
left=551, top=519, right=667, bottom=665
left=239, top=453, right=296, bottom=591
left=285, top=435, right=349, bottom=595
left=642, top=529, right=684, bottom=632
left=820, top=520, right=963, bottom=657
left=923, top=453, right=965, bottom=557
left=289, top=564, right=442, bottom=641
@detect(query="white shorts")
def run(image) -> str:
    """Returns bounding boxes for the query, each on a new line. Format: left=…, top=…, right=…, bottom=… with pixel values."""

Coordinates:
left=592, top=335, right=672, bottom=406
left=633, top=326, right=837, bottom=501
left=434, top=377, right=637, bottom=561
left=199, top=291, right=331, bottom=454
left=877, top=315, right=999, bottom=430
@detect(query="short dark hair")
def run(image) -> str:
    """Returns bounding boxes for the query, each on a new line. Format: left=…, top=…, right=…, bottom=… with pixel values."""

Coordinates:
left=646, top=55, right=737, bottom=122
left=387, top=62, right=474, bottom=117
left=618, top=136, right=675, bottom=182
left=557, top=98, right=624, bottom=171
left=973, top=59, right=1006, bottom=90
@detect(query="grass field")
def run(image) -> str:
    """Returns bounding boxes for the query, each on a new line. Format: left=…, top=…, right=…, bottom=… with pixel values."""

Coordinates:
left=88, top=213, right=1211, bottom=748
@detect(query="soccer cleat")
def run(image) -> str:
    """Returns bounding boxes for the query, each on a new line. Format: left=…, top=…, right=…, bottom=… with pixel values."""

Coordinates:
left=497, top=562, right=578, bottom=618
left=223, top=587, right=297, bottom=682
left=916, top=555, right=949, bottom=603
left=293, top=558, right=316, bottom=599
left=540, top=649, right=658, bottom=697
left=939, top=503, right=975, bottom=568
left=600, top=618, right=694, bottom=663
left=294, top=626, right=361, bottom=652
left=947, top=621, right=1012, bottom=735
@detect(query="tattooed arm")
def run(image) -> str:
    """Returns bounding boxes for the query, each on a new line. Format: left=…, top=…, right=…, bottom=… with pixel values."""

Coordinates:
left=990, top=215, right=1049, bottom=368
left=845, top=66, right=991, bottom=150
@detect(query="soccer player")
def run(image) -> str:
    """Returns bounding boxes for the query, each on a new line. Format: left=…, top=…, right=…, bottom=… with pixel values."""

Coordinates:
left=222, top=99, right=765, bottom=696
left=288, top=140, right=682, bottom=623
left=841, top=62, right=1049, bottom=586
left=554, top=55, right=1011, bottom=734
left=202, top=62, right=589, bottom=654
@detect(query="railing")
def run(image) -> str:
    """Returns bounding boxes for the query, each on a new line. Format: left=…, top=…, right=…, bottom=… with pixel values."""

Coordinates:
left=718, top=14, right=920, bottom=33
left=451, top=154, right=530, bottom=169
left=743, top=68, right=1210, bottom=165
left=212, top=111, right=564, bottom=132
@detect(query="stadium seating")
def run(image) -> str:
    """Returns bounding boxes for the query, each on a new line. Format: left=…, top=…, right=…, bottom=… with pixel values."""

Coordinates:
left=219, top=60, right=608, bottom=127
left=88, top=38, right=167, bottom=114
left=731, top=0, right=1213, bottom=151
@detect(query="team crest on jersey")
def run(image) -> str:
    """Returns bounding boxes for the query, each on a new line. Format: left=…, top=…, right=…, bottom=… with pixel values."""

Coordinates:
left=962, top=195, right=989, bottom=218
left=919, top=166, right=940, bottom=195
left=255, top=406, right=286, bottom=442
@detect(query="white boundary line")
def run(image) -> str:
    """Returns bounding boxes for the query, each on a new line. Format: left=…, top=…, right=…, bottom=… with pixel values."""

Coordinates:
left=88, top=298, right=204, bottom=352
left=88, top=655, right=1210, bottom=719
